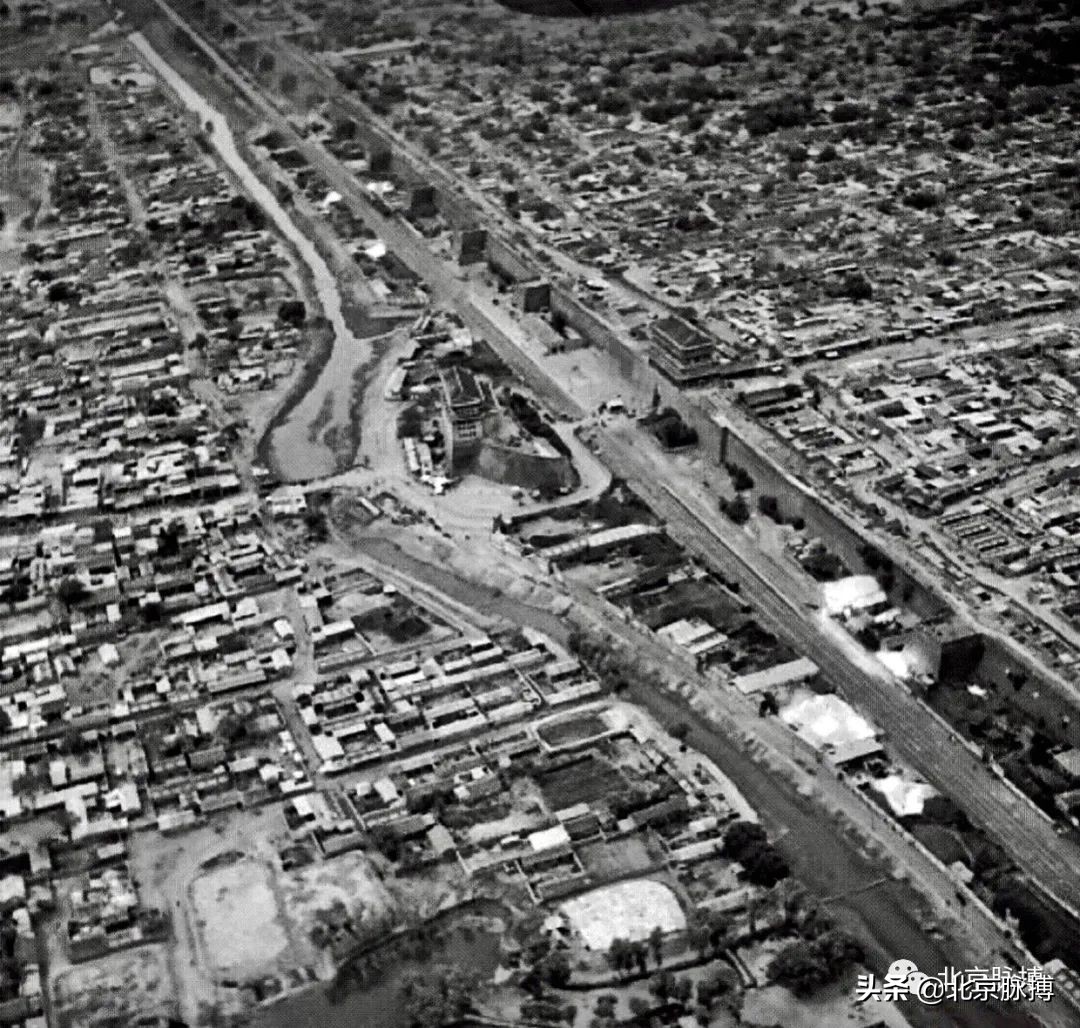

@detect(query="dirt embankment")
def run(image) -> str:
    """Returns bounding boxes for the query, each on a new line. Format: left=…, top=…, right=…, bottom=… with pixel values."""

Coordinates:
left=495, top=0, right=693, bottom=15
left=254, top=315, right=335, bottom=472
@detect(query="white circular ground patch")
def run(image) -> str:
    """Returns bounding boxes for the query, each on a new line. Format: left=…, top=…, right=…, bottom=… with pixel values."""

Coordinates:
left=560, top=879, right=685, bottom=951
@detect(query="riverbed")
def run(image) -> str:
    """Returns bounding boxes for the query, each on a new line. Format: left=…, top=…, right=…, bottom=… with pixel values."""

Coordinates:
left=129, top=29, right=370, bottom=480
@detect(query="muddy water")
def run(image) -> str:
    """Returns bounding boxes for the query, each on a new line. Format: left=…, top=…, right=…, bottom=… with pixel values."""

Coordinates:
left=130, top=30, right=367, bottom=479
left=250, top=927, right=502, bottom=1028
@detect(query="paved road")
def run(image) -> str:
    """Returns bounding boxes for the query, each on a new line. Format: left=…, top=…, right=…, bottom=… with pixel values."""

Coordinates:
left=590, top=424, right=1080, bottom=921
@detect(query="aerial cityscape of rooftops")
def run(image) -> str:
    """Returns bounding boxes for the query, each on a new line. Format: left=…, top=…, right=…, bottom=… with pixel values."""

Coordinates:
left=0, top=0, right=1078, bottom=1026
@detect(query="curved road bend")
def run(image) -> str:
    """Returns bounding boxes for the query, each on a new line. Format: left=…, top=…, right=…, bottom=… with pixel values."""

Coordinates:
left=124, top=6, right=1071, bottom=1019
left=356, top=536, right=571, bottom=643
left=192, top=16, right=1080, bottom=928
left=161, top=15, right=1080, bottom=921
left=352, top=533, right=1047, bottom=1028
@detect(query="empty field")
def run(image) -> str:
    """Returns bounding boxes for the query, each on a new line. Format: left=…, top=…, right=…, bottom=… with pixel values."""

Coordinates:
left=536, top=755, right=627, bottom=809
left=560, top=879, right=685, bottom=951
left=537, top=712, right=609, bottom=749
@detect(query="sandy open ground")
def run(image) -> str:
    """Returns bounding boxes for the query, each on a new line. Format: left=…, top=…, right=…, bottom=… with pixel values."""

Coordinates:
left=742, top=982, right=913, bottom=1028
left=560, top=879, right=685, bottom=951
left=280, top=849, right=395, bottom=929
left=51, top=945, right=177, bottom=1028
left=190, top=858, right=289, bottom=976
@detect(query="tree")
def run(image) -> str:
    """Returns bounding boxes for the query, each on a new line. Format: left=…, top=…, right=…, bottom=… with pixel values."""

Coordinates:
left=62, top=726, right=90, bottom=754
left=668, top=722, right=690, bottom=746
left=728, top=465, right=754, bottom=491
left=722, top=494, right=750, bottom=525
left=839, top=272, right=873, bottom=301
left=2, top=579, right=29, bottom=607
left=686, top=911, right=711, bottom=959
left=278, top=299, right=306, bottom=327
left=606, top=937, right=633, bottom=975
left=742, top=845, right=790, bottom=887
left=950, top=128, right=974, bottom=151
left=157, top=521, right=182, bottom=558
left=831, top=100, right=867, bottom=123
left=649, top=970, right=676, bottom=1003
left=766, top=940, right=830, bottom=996
left=722, top=820, right=768, bottom=863
left=595, top=993, right=617, bottom=1016
left=627, top=994, right=651, bottom=1019
left=758, top=691, right=779, bottom=718
left=540, top=949, right=571, bottom=987
left=745, top=91, right=814, bottom=136
left=304, top=509, right=329, bottom=542
left=697, top=967, right=739, bottom=1010
left=672, top=976, right=694, bottom=1006
left=11, top=767, right=48, bottom=797
left=56, top=577, right=86, bottom=608
left=648, top=925, right=664, bottom=967
left=216, top=711, right=247, bottom=745
left=370, top=149, right=392, bottom=175
left=400, top=966, right=477, bottom=1027
left=815, top=928, right=863, bottom=976
left=47, top=280, right=78, bottom=303
left=766, top=930, right=862, bottom=997
left=1029, top=731, right=1054, bottom=767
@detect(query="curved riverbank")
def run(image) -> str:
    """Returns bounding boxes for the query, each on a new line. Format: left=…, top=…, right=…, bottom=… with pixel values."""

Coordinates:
left=497, top=0, right=692, bottom=13
left=130, top=29, right=373, bottom=480
left=249, top=900, right=511, bottom=1028
left=261, top=309, right=406, bottom=481
left=253, top=317, right=335, bottom=475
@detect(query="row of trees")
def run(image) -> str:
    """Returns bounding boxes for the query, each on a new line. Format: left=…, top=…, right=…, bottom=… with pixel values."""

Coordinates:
left=767, top=928, right=864, bottom=996
left=723, top=819, right=791, bottom=887
left=605, top=932, right=656, bottom=977
left=721, top=493, right=750, bottom=526
left=400, top=965, right=478, bottom=1028
left=566, top=628, right=669, bottom=698
left=644, top=407, right=698, bottom=450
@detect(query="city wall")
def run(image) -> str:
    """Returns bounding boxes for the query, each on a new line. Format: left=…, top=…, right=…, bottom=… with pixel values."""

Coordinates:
left=550, top=285, right=653, bottom=390
left=381, top=153, right=1076, bottom=724
left=486, top=234, right=537, bottom=286
left=975, top=635, right=1080, bottom=748
left=714, top=425, right=947, bottom=620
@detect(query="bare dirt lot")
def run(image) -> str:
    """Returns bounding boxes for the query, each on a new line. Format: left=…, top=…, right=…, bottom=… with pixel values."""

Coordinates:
left=190, top=856, right=291, bottom=978
left=535, top=754, right=628, bottom=809
left=50, top=945, right=178, bottom=1028
left=560, top=879, right=686, bottom=951
left=123, top=804, right=397, bottom=1025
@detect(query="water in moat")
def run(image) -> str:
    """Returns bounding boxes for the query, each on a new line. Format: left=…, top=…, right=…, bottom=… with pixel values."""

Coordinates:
left=250, top=926, right=502, bottom=1028
left=130, top=29, right=368, bottom=479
